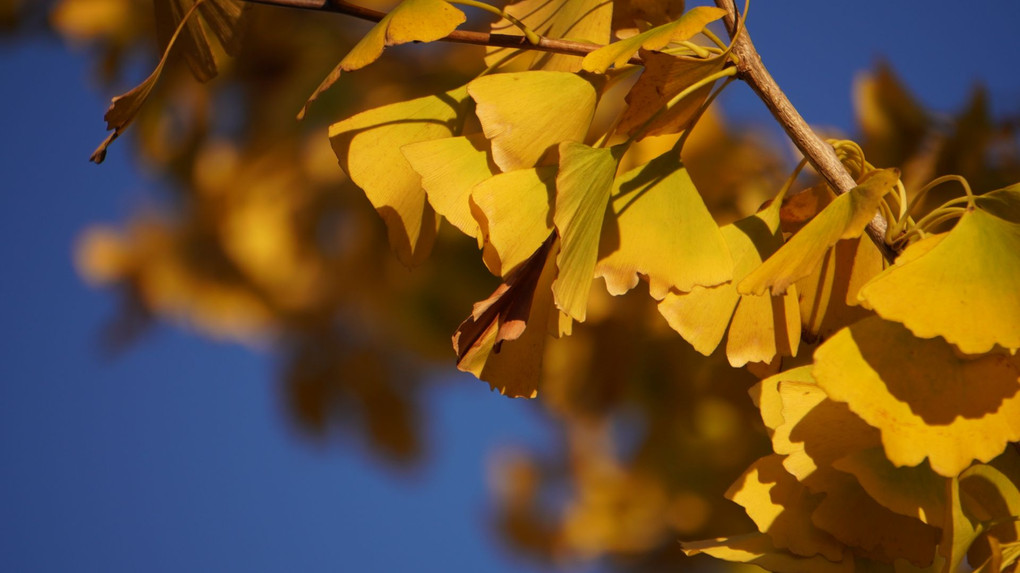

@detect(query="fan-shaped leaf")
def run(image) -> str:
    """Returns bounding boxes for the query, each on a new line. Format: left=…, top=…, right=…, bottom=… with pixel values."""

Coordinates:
left=581, top=6, right=726, bottom=73
left=595, top=151, right=731, bottom=299
left=470, top=166, right=556, bottom=277
left=329, top=87, right=471, bottom=266
left=469, top=71, right=597, bottom=172
left=813, top=316, right=1020, bottom=476
left=832, top=448, right=946, bottom=528
left=486, top=0, right=612, bottom=72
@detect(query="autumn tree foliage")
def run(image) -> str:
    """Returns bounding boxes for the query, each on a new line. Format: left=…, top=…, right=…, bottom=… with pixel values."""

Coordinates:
left=17, top=0, right=1020, bottom=569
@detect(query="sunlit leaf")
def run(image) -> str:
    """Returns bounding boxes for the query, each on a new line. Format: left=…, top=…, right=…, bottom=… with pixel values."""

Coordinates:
left=658, top=191, right=799, bottom=366
left=402, top=133, right=498, bottom=241
left=469, top=71, right=597, bottom=172
left=486, top=0, right=612, bottom=72
left=726, top=454, right=845, bottom=560
left=615, top=51, right=726, bottom=139
left=739, top=168, right=899, bottom=296
left=471, top=166, right=556, bottom=277
left=329, top=87, right=471, bottom=266
left=552, top=142, right=621, bottom=322
left=595, top=150, right=731, bottom=299
left=858, top=203, right=1020, bottom=354
left=938, top=477, right=980, bottom=573
left=682, top=533, right=854, bottom=573
left=581, top=6, right=726, bottom=73
left=750, top=365, right=816, bottom=435
left=813, top=316, right=1020, bottom=476
left=453, top=236, right=558, bottom=397
left=300, top=0, right=466, bottom=117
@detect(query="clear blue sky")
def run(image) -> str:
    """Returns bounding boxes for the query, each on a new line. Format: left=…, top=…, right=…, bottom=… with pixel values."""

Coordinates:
left=1, top=2, right=1018, bottom=572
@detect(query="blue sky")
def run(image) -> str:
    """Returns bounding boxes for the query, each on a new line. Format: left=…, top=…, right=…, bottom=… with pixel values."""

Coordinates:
left=1, top=2, right=1018, bottom=572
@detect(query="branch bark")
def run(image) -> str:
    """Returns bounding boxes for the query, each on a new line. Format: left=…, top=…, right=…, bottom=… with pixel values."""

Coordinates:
left=713, top=0, right=896, bottom=262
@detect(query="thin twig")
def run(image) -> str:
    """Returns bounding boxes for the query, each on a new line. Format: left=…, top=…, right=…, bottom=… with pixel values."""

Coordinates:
left=245, top=0, right=623, bottom=61
left=713, top=0, right=896, bottom=262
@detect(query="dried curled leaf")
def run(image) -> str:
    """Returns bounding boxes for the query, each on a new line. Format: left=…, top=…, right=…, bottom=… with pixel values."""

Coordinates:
left=453, top=235, right=559, bottom=398
left=329, top=87, right=472, bottom=267
left=739, top=168, right=899, bottom=296
left=813, top=316, right=1020, bottom=477
left=859, top=188, right=1020, bottom=354
left=581, top=6, right=727, bottom=73
left=155, top=0, right=247, bottom=82
left=469, top=71, right=597, bottom=172
left=300, top=0, right=466, bottom=118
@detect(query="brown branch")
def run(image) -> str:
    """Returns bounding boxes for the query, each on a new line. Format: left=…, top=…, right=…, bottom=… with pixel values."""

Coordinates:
left=245, top=0, right=617, bottom=60
left=714, top=0, right=896, bottom=262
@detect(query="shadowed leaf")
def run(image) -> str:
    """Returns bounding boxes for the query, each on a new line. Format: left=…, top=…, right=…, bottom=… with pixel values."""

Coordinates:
left=682, top=533, right=853, bottom=573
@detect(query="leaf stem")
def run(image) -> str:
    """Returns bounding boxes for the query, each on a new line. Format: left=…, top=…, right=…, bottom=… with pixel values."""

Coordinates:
left=625, top=65, right=737, bottom=148
left=713, top=0, right=897, bottom=262
left=449, top=0, right=541, bottom=44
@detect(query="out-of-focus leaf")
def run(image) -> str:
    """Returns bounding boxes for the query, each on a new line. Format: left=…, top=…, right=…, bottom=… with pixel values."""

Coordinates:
left=726, top=454, right=845, bottom=560
left=682, top=533, right=854, bottom=572
left=813, top=316, right=1020, bottom=476
left=740, top=168, right=899, bottom=296
left=581, top=5, right=726, bottom=73
left=595, top=150, right=731, bottom=299
left=453, top=236, right=558, bottom=397
left=402, top=133, right=498, bottom=241
left=855, top=62, right=929, bottom=169
left=658, top=189, right=799, bottom=366
left=552, top=143, right=621, bottom=322
left=469, top=71, right=597, bottom=172
left=329, top=87, right=472, bottom=267
left=615, top=51, right=725, bottom=139
left=471, top=166, right=556, bottom=278
left=486, top=0, right=612, bottom=72
left=300, top=0, right=466, bottom=117
left=858, top=198, right=1020, bottom=354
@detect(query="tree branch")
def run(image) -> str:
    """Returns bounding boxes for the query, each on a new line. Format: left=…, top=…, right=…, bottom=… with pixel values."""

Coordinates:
left=245, top=0, right=616, bottom=60
left=713, top=0, right=896, bottom=262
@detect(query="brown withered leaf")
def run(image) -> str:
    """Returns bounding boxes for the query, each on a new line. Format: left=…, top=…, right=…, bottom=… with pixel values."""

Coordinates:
left=154, top=0, right=247, bottom=83
left=453, top=235, right=558, bottom=398
left=615, top=50, right=725, bottom=139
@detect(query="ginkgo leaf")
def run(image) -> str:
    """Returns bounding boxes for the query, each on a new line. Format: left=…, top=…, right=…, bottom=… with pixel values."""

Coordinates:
left=155, top=0, right=247, bottom=82
left=813, top=316, right=1020, bottom=477
left=960, top=462, right=1020, bottom=557
left=485, top=0, right=612, bottom=72
left=552, top=142, right=621, bottom=322
left=832, top=448, right=946, bottom=528
left=300, top=0, right=466, bottom=118
left=402, top=133, right=498, bottom=241
left=795, top=237, right=882, bottom=342
left=681, top=533, right=853, bottom=573
left=91, top=0, right=208, bottom=163
left=469, top=71, right=597, bottom=172
left=581, top=6, right=727, bottom=73
left=470, top=166, right=556, bottom=277
left=726, top=454, right=845, bottom=561
left=615, top=51, right=726, bottom=139
left=938, top=477, right=981, bottom=573
left=658, top=190, right=800, bottom=366
left=750, top=365, right=816, bottom=435
left=858, top=204, right=1020, bottom=354
left=595, top=151, right=731, bottom=299
left=739, top=168, right=899, bottom=296
left=329, top=87, right=471, bottom=267
left=453, top=235, right=558, bottom=398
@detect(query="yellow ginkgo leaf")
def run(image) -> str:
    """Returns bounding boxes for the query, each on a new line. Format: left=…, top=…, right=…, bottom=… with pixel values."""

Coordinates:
left=658, top=192, right=800, bottom=366
left=681, top=533, right=853, bottom=573
left=581, top=6, right=727, bottom=73
left=749, top=365, right=816, bottom=434
left=938, top=477, right=981, bottom=573
left=329, top=87, right=471, bottom=267
left=858, top=205, right=1020, bottom=354
left=469, top=71, right=597, bottom=172
left=300, top=0, right=466, bottom=118
left=726, top=454, right=845, bottom=561
left=470, top=166, right=556, bottom=278
left=485, top=0, right=612, bottom=72
left=795, top=237, right=882, bottom=342
left=595, top=151, right=732, bottom=299
left=552, top=142, right=621, bottom=322
left=402, top=133, right=498, bottom=241
left=615, top=51, right=726, bottom=139
left=739, top=168, right=899, bottom=296
left=813, top=316, right=1020, bottom=477
left=453, top=235, right=558, bottom=398
left=831, top=448, right=946, bottom=528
